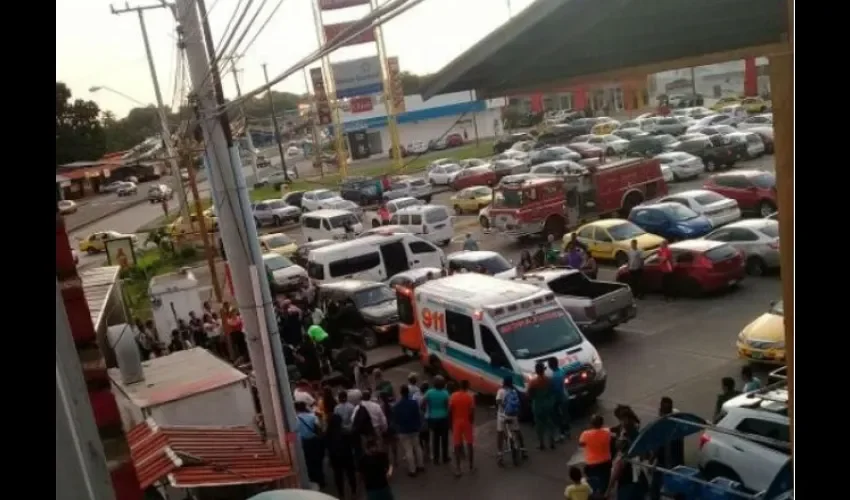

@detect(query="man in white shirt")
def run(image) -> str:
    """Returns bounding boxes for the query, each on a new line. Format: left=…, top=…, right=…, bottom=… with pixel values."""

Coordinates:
left=352, top=389, right=388, bottom=435
left=293, top=381, right=316, bottom=409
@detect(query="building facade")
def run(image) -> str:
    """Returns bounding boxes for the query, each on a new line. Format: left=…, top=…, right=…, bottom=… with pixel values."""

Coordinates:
left=649, top=57, right=770, bottom=100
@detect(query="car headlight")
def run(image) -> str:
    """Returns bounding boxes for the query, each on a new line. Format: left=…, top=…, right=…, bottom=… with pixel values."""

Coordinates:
left=737, top=332, right=746, bottom=343
left=590, top=352, right=604, bottom=372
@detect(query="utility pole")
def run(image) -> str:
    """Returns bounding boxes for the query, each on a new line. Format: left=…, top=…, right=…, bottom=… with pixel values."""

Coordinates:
left=110, top=2, right=189, bottom=220
left=690, top=67, right=698, bottom=96
left=175, top=0, right=309, bottom=487
left=262, top=64, right=292, bottom=182
left=303, top=67, right=325, bottom=178
left=230, top=61, right=261, bottom=184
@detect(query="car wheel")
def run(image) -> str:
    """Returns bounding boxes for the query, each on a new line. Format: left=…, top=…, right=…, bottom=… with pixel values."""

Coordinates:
left=371, top=219, right=381, bottom=228
left=759, top=200, right=777, bottom=218
left=745, top=256, right=767, bottom=276
left=429, top=178, right=436, bottom=186
left=479, top=215, right=490, bottom=229
left=606, top=147, right=616, bottom=156
left=614, top=251, right=628, bottom=267
left=704, top=160, right=715, bottom=172
left=453, top=205, right=464, bottom=215
left=272, top=215, right=282, bottom=226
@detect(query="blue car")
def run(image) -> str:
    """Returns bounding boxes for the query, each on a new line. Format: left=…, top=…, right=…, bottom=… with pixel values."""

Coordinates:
left=628, top=202, right=714, bottom=241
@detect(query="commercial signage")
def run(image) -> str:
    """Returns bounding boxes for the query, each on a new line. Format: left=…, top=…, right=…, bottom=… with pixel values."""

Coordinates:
left=349, top=96, right=373, bottom=113
left=332, top=56, right=384, bottom=99
left=318, top=0, right=370, bottom=10
left=387, top=56, right=406, bottom=113
left=309, top=67, right=333, bottom=126
left=323, top=22, right=376, bottom=47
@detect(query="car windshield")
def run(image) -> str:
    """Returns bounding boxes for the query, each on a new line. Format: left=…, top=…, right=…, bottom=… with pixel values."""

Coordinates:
left=264, top=235, right=293, bottom=247
left=444, top=165, right=461, bottom=173
left=329, top=213, right=359, bottom=228
left=316, top=191, right=336, bottom=200
left=704, top=244, right=739, bottom=262
left=462, top=254, right=512, bottom=274
left=607, top=222, right=645, bottom=240
left=265, top=255, right=294, bottom=271
left=354, top=285, right=396, bottom=308
left=770, top=300, right=784, bottom=316
left=694, top=192, right=725, bottom=205
left=266, top=201, right=287, bottom=210
left=750, top=173, right=776, bottom=189
left=498, top=308, right=583, bottom=360
left=660, top=204, right=699, bottom=221
left=493, top=189, right=522, bottom=208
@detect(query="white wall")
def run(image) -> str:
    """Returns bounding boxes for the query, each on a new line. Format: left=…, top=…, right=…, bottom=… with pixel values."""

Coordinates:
left=375, top=108, right=501, bottom=152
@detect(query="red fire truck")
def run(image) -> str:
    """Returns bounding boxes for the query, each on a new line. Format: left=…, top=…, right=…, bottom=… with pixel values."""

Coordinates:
left=489, top=158, right=668, bottom=240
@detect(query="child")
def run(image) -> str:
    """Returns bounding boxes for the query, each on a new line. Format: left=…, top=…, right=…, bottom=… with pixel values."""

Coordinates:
left=564, top=466, right=593, bottom=500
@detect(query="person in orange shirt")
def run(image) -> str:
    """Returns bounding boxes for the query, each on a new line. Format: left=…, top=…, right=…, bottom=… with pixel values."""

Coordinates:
left=579, top=414, right=613, bottom=494
left=448, top=379, right=476, bottom=476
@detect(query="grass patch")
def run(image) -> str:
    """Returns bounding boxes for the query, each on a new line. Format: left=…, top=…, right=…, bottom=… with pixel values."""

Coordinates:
left=121, top=244, right=205, bottom=320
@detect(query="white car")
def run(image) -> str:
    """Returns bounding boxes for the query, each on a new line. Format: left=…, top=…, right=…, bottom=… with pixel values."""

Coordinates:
left=286, top=146, right=302, bottom=157
left=654, top=152, right=704, bottom=181
left=697, top=388, right=790, bottom=492
left=687, top=114, right=735, bottom=133
left=358, top=225, right=411, bottom=238
left=301, top=189, right=344, bottom=212
left=58, top=199, right=78, bottom=214
left=478, top=205, right=491, bottom=230
left=427, top=163, right=462, bottom=185
left=509, top=140, right=536, bottom=153
left=492, top=150, right=530, bottom=163
left=529, top=160, right=586, bottom=177
left=657, top=189, right=742, bottom=228
left=262, top=169, right=297, bottom=187
left=446, top=250, right=517, bottom=278
left=262, top=253, right=309, bottom=290
left=726, top=132, right=766, bottom=158
left=458, top=158, right=489, bottom=169
left=427, top=158, right=455, bottom=171
left=737, top=113, right=773, bottom=131
left=660, top=165, right=674, bottom=183
left=324, top=198, right=364, bottom=219
left=585, top=134, right=629, bottom=155
left=406, top=141, right=429, bottom=154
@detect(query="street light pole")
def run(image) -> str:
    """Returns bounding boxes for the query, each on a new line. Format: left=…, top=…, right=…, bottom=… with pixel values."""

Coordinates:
left=262, top=64, right=291, bottom=182
left=88, top=85, right=146, bottom=107
left=110, top=3, right=190, bottom=219
left=230, top=63, right=261, bottom=183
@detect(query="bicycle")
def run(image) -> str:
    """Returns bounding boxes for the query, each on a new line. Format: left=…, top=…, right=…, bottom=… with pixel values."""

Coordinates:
left=496, top=408, right=523, bottom=467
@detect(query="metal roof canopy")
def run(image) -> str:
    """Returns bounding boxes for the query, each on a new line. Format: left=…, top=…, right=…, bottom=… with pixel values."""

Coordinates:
left=421, top=0, right=790, bottom=100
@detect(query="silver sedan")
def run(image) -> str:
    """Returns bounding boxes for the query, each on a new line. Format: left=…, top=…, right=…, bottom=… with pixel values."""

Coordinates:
left=585, top=134, right=629, bottom=155
left=701, top=219, right=780, bottom=276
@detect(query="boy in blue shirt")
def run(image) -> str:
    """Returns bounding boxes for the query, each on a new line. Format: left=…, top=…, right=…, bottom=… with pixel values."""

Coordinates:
left=547, top=357, right=571, bottom=441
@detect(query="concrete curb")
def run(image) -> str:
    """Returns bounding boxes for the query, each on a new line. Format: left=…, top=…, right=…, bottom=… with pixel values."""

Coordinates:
left=67, top=197, right=150, bottom=233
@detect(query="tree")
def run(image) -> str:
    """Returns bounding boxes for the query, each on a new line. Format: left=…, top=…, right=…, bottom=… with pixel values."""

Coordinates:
left=399, top=71, right=433, bottom=96
left=56, top=82, right=107, bottom=167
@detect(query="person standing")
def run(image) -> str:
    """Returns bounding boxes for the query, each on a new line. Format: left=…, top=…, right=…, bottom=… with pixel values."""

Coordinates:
left=394, top=384, right=425, bottom=477
left=741, top=365, right=764, bottom=392
left=421, top=375, right=451, bottom=465
left=579, top=414, right=613, bottom=495
left=714, top=377, right=741, bottom=420
left=545, top=235, right=561, bottom=265
left=547, top=358, right=570, bottom=441
left=626, top=239, right=645, bottom=299
left=295, top=401, right=326, bottom=489
left=358, top=436, right=395, bottom=500
left=657, top=240, right=675, bottom=300
left=448, top=379, right=476, bottom=476
left=518, top=250, right=534, bottom=273
left=374, top=368, right=394, bottom=402
left=606, top=438, right=649, bottom=500
left=463, top=233, right=479, bottom=251
left=495, top=376, right=527, bottom=465
left=650, top=397, right=684, bottom=500
left=528, top=362, right=557, bottom=450
left=326, top=412, right=358, bottom=500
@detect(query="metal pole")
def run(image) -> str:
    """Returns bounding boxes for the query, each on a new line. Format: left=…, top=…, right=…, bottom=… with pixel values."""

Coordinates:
left=136, top=9, right=190, bottom=219
left=690, top=67, right=698, bottom=96
left=312, top=0, right=349, bottom=178
left=263, top=64, right=292, bottom=183
left=232, top=66, right=261, bottom=183
left=175, top=0, right=309, bottom=486
left=470, top=90, right=480, bottom=146
left=56, top=281, right=116, bottom=500
left=303, top=67, right=325, bottom=178
left=372, top=0, right=402, bottom=169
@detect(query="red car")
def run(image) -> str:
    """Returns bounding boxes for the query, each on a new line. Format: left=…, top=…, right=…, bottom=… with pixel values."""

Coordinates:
left=567, top=142, right=604, bottom=159
left=450, top=165, right=496, bottom=190
left=616, top=240, right=745, bottom=296
left=445, top=133, right=464, bottom=148
left=703, top=169, right=777, bottom=217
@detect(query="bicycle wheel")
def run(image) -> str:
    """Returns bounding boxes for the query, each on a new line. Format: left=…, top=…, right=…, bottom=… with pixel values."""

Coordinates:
left=509, top=434, right=520, bottom=466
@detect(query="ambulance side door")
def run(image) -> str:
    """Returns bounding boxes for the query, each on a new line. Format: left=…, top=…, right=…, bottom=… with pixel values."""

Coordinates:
left=477, top=323, right=517, bottom=394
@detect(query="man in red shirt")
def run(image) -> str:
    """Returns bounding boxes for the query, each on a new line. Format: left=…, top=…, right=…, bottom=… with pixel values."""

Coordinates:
left=657, top=241, right=675, bottom=301
left=448, top=379, right=476, bottom=476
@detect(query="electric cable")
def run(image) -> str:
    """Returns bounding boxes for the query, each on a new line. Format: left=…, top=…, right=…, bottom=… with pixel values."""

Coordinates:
left=235, top=0, right=288, bottom=63
left=213, top=0, right=245, bottom=61
left=204, top=0, right=257, bottom=92
left=216, top=0, right=271, bottom=72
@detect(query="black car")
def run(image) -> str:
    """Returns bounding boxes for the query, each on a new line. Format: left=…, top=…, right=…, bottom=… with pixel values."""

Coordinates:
left=673, top=135, right=739, bottom=171
left=494, top=133, right=534, bottom=153
left=281, top=190, right=305, bottom=210
left=291, top=239, right=335, bottom=268
left=318, top=280, right=399, bottom=349
left=339, top=177, right=382, bottom=206
left=529, top=146, right=582, bottom=165
left=625, top=134, right=679, bottom=157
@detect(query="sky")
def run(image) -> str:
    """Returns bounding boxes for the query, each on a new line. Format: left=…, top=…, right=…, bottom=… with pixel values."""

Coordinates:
left=56, top=0, right=534, bottom=118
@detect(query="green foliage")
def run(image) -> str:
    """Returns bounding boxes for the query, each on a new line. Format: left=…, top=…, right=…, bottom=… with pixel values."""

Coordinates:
left=120, top=245, right=204, bottom=319
left=56, top=82, right=107, bottom=166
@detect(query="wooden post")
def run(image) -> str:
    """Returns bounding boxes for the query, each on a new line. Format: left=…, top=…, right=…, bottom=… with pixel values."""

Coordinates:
left=768, top=43, right=793, bottom=434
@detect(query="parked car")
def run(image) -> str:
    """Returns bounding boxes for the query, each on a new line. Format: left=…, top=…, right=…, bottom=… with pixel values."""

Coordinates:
left=427, top=163, right=463, bottom=185
left=739, top=96, right=771, bottom=113
left=258, top=233, right=299, bottom=257
left=116, top=182, right=138, bottom=197
left=737, top=113, right=773, bottom=131
left=530, top=146, right=582, bottom=165
left=450, top=165, right=497, bottom=190
left=262, top=170, right=297, bottom=189
left=650, top=116, right=688, bottom=136
left=101, top=181, right=124, bottom=193
left=515, top=268, right=636, bottom=334
left=656, top=189, right=742, bottom=228
left=615, top=240, right=745, bottom=296
left=493, top=132, right=533, bottom=153
left=725, top=132, right=765, bottom=159
left=611, top=128, right=646, bottom=141
left=687, top=114, right=735, bottom=133
left=458, top=158, right=489, bottom=169
left=58, top=199, right=78, bottom=214
left=444, top=133, right=464, bottom=148
left=253, top=199, right=302, bottom=227
left=291, top=239, right=335, bottom=268
left=710, top=96, right=742, bottom=111
left=529, top=160, right=586, bottom=177
left=324, top=199, right=364, bottom=219
left=301, top=189, right=344, bottom=212
left=702, top=219, right=780, bottom=275
left=735, top=299, right=786, bottom=364
left=315, top=280, right=400, bottom=348
left=446, top=250, right=516, bottom=278
left=338, top=177, right=382, bottom=206
left=625, top=134, right=679, bottom=157
left=628, top=202, right=713, bottom=241
left=584, top=134, right=629, bottom=155
left=281, top=190, right=305, bottom=210
left=566, top=142, right=605, bottom=159
left=406, top=141, right=429, bottom=154
left=590, top=119, right=620, bottom=135
left=654, top=152, right=704, bottom=181
left=491, top=150, right=529, bottom=163
left=450, top=186, right=492, bottom=214
left=78, top=231, right=138, bottom=253
left=565, top=219, right=666, bottom=267
left=147, top=184, right=173, bottom=203
left=388, top=267, right=444, bottom=289
left=673, top=134, right=739, bottom=171
left=703, top=170, right=777, bottom=217
left=359, top=224, right=411, bottom=238
left=747, top=127, right=775, bottom=154
left=383, top=177, right=432, bottom=203
left=491, top=159, right=529, bottom=180
left=262, top=253, right=309, bottom=292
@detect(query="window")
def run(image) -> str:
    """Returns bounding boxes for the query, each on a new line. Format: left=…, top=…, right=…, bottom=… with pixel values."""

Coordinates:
left=425, top=208, right=448, bottom=224
left=390, top=215, right=400, bottom=225
left=398, top=214, right=410, bottom=225
left=397, top=292, right=415, bottom=325
left=577, top=226, right=595, bottom=239
left=410, top=214, right=423, bottom=225
left=694, top=192, right=725, bottom=205
left=715, top=176, right=749, bottom=189
left=704, top=244, right=739, bottom=262
left=322, top=219, right=331, bottom=230
left=306, top=261, right=325, bottom=280
left=328, top=252, right=381, bottom=278
left=595, top=230, right=612, bottom=242
left=535, top=166, right=554, bottom=174
left=480, top=325, right=507, bottom=364
left=736, top=418, right=790, bottom=454
left=255, top=203, right=268, bottom=211
left=390, top=183, right=406, bottom=191
left=446, top=310, right=475, bottom=348
left=303, top=217, right=321, bottom=229
left=706, top=229, right=731, bottom=241
left=409, top=241, right=437, bottom=254
left=727, top=228, right=759, bottom=241
left=750, top=173, right=775, bottom=189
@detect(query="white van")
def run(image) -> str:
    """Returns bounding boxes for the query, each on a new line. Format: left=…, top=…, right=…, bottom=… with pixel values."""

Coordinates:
left=390, top=205, right=454, bottom=246
left=407, top=273, right=607, bottom=401
left=301, top=209, right=363, bottom=242
left=306, top=233, right=446, bottom=284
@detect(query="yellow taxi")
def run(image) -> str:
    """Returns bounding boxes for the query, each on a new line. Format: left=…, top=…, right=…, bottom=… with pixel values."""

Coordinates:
left=78, top=231, right=138, bottom=253
left=450, top=186, right=493, bottom=215
left=591, top=119, right=621, bottom=135
left=169, top=208, right=218, bottom=236
left=736, top=299, right=786, bottom=364
left=710, top=96, right=742, bottom=111
left=259, top=232, right=298, bottom=257
left=564, top=219, right=666, bottom=266
left=739, top=96, right=770, bottom=114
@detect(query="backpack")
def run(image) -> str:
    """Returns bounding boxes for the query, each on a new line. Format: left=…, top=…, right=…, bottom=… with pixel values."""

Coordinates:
left=503, top=389, right=521, bottom=417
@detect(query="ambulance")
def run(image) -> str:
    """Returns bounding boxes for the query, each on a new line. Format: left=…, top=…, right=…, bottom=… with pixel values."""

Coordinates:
left=397, top=273, right=607, bottom=402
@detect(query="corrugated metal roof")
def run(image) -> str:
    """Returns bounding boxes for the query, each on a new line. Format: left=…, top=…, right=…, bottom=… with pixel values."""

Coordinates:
left=127, top=418, right=292, bottom=489
left=80, top=266, right=120, bottom=331
left=109, top=348, right=247, bottom=408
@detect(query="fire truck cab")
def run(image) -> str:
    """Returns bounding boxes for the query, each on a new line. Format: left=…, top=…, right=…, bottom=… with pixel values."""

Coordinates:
left=489, top=158, right=667, bottom=240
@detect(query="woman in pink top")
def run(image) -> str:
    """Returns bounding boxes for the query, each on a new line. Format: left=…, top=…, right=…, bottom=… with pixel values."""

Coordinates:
left=657, top=241, right=675, bottom=301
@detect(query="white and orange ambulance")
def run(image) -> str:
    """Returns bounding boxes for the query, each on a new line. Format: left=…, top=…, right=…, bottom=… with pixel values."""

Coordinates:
left=397, top=273, right=607, bottom=401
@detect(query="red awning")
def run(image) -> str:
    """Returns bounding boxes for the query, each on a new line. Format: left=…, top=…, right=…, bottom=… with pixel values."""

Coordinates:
left=127, top=418, right=293, bottom=489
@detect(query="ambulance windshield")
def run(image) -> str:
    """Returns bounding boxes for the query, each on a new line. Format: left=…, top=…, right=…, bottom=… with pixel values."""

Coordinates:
left=496, top=309, right=583, bottom=360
